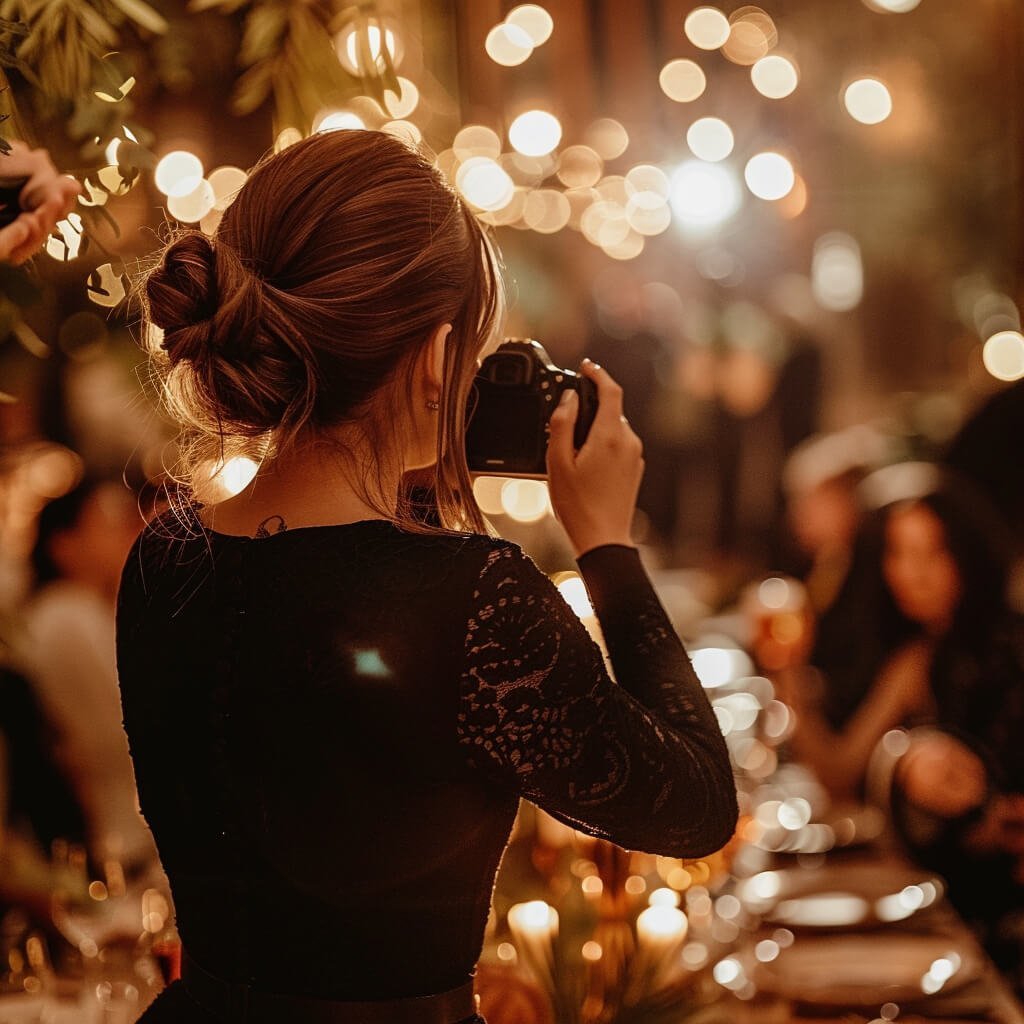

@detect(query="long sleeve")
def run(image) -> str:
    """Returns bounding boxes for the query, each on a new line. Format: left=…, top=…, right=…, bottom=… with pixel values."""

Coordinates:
left=457, top=543, right=737, bottom=858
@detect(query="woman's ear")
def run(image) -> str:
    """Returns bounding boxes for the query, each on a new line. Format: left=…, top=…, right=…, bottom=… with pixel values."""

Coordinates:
left=423, top=322, right=452, bottom=396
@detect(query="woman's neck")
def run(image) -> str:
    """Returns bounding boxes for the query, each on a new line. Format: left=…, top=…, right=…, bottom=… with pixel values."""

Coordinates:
left=203, top=442, right=398, bottom=536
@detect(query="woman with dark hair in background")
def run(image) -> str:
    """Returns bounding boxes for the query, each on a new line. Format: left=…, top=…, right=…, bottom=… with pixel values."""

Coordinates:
left=777, top=464, right=1024, bottom=985
left=118, top=129, right=737, bottom=1024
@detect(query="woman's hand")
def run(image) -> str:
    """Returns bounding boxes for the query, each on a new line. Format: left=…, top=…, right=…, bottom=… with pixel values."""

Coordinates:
left=0, top=142, right=81, bottom=264
left=546, top=359, right=644, bottom=557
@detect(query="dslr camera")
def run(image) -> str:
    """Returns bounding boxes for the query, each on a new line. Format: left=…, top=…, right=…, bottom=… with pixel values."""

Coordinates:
left=466, top=339, right=598, bottom=478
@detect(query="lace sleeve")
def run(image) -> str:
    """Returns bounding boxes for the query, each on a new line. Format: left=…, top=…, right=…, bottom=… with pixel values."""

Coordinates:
left=458, top=544, right=737, bottom=858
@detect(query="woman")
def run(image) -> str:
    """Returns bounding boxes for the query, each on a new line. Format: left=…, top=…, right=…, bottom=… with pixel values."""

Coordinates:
left=117, top=129, right=737, bottom=1023
left=778, top=465, right=1023, bottom=801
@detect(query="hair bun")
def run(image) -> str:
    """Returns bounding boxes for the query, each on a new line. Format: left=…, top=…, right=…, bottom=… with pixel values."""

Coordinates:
left=146, top=233, right=219, bottom=365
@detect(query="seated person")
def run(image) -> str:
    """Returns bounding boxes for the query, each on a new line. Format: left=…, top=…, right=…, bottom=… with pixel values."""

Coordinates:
left=775, top=464, right=1021, bottom=803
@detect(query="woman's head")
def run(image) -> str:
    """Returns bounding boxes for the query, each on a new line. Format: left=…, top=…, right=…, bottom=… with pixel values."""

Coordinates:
left=881, top=479, right=1012, bottom=640
left=142, top=130, right=503, bottom=531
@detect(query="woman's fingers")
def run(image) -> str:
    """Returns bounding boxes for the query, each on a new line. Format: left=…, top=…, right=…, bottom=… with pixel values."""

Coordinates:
left=578, top=358, right=624, bottom=426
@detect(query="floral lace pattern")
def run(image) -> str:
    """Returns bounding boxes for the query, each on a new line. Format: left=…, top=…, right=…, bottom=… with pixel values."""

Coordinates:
left=458, top=544, right=737, bottom=858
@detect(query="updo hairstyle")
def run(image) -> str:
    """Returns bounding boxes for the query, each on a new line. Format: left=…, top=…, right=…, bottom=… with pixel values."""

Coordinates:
left=141, top=129, right=503, bottom=532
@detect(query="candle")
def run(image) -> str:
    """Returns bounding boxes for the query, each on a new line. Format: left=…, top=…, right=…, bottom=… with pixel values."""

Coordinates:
left=636, top=905, right=688, bottom=953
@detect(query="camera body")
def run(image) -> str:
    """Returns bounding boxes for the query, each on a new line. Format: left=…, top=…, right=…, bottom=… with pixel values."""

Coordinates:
left=466, top=339, right=599, bottom=478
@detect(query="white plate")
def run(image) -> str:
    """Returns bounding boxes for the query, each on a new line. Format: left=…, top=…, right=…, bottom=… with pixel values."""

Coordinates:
left=754, top=933, right=980, bottom=1005
left=738, top=859, right=945, bottom=929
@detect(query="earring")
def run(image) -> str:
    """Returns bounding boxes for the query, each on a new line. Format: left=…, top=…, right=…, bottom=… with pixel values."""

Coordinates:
left=426, top=399, right=440, bottom=411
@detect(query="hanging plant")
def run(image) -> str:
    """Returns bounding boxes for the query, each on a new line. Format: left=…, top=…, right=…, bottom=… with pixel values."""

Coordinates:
left=189, top=0, right=399, bottom=131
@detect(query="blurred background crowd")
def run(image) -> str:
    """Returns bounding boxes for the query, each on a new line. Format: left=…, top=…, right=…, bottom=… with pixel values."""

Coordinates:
left=1, top=0, right=1024, bottom=1016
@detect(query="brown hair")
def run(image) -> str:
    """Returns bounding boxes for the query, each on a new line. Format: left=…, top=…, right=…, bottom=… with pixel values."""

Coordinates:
left=141, top=129, right=503, bottom=533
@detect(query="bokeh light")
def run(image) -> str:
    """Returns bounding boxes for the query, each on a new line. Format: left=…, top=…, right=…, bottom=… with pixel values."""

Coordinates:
left=686, top=118, right=734, bottom=162
left=316, top=110, right=366, bottom=132
left=863, top=0, right=921, bottom=10
left=46, top=213, right=84, bottom=261
left=336, top=22, right=397, bottom=75
left=384, top=78, right=420, bottom=118
left=751, top=55, right=798, bottom=98
left=812, top=233, right=864, bottom=311
left=659, top=59, right=707, bottom=103
left=208, top=166, right=248, bottom=211
left=603, top=230, right=645, bottom=261
left=744, top=152, right=795, bottom=200
left=557, top=146, right=603, bottom=188
left=456, top=157, right=516, bottom=211
left=983, top=331, right=1024, bottom=382
left=508, top=110, right=562, bottom=157
left=684, top=7, right=730, bottom=50
left=524, top=189, right=570, bottom=233
left=585, top=118, right=629, bottom=160
left=723, top=7, right=776, bottom=65
left=670, top=160, right=741, bottom=230
left=453, top=125, right=502, bottom=161
left=382, top=120, right=422, bottom=146
left=154, top=151, right=203, bottom=198
left=506, top=4, right=554, bottom=45
left=167, top=178, right=216, bottom=223
left=500, top=479, right=552, bottom=522
left=844, top=78, right=893, bottom=124
left=485, top=22, right=534, bottom=66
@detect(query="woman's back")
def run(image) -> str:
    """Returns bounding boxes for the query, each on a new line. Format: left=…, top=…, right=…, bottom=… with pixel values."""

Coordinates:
left=118, top=509, right=737, bottom=1004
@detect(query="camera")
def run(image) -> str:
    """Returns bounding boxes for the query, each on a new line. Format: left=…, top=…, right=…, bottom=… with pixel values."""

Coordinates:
left=466, top=339, right=599, bottom=478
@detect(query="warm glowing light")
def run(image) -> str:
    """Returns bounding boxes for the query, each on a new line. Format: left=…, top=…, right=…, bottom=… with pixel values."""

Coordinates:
left=337, top=22, right=397, bottom=75
left=524, top=189, right=570, bottom=233
left=777, top=797, right=812, bottom=830
left=507, top=4, right=554, bottom=45
left=751, top=55, right=798, bottom=98
left=686, top=118, right=734, bottom=162
left=496, top=942, right=516, bottom=962
left=813, top=232, right=863, bottom=311
left=581, top=200, right=628, bottom=248
left=983, top=331, right=1024, bottom=382
left=581, top=941, right=602, bottom=961
left=507, top=900, right=558, bottom=935
left=557, top=145, right=603, bottom=188
left=316, top=111, right=366, bottom=132
left=649, top=887, right=681, bottom=908
left=275, top=127, right=303, bottom=152
left=684, top=7, right=730, bottom=50
left=723, top=7, right=776, bottom=65
left=208, top=166, right=248, bottom=211
left=472, top=476, right=507, bottom=515
left=46, top=212, right=84, bottom=261
left=382, top=120, right=421, bottom=146
left=626, top=195, right=671, bottom=236
left=384, top=78, right=420, bottom=118
left=485, top=22, right=534, bottom=66
left=712, top=957, right=742, bottom=986
left=670, top=160, right=741, bottom=230
left=744, top=152, right=795, bottom=200
left=456, top=157, right=515, bottom=211
left=689, top=645, right=753, bottom=686
left=154, top=150, right=203, bottom=198
left=625, top=164, right=670, bottom=199
left=659, top=59, right=706, bottom=103
left=585, top=118, right=629, bottom=160
left=509, top=110, right=562, bottom=157
left=105, top=138, right=121, bottom=164
left=219, top=457, right=259, bottom=496
left=844, top=78, right=893, bottom=124
left=168, top=179, right=216, bottom=223
left=603, top=231, right=645, bottom=261
left=500, top=479, right=552, bottom=522
left=581, top=875, right=603, bottom=895
left=556, top=575, right=594, bottom=618
left=864, top=0, right=921, bottom=10
left=637, top=905, right=688, bottom=943
left=453, top=125, right=502, bottom=161
left=625, top=875, right=647, bottom=896
left=778, top=173, right=808, bottom=219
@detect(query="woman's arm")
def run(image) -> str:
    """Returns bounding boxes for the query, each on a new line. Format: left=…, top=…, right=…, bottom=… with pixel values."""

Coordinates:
left=458, top=542, right=738, bottom=858
left=779, top=640, right=933, bottom=799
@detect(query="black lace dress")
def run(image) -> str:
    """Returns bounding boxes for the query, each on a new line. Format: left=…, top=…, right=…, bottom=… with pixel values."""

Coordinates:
left=116, top=511, right=737, bottom=1022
